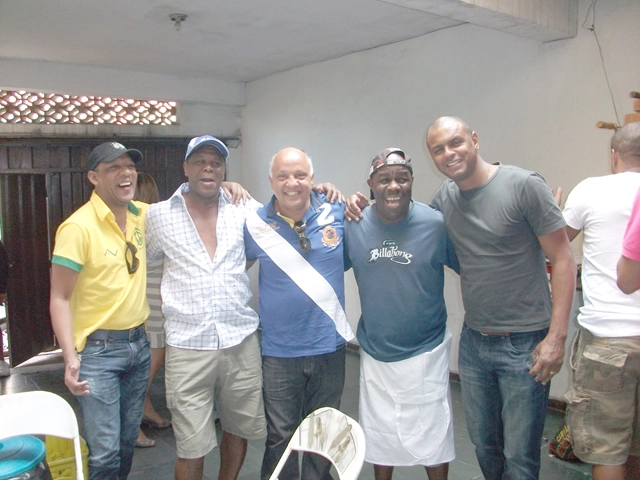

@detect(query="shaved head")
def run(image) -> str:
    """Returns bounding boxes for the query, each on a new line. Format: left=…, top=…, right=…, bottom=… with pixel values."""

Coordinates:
left=612, top=122, right=640, bottom=162
left=269, top=148, right=314, bottom=178
left=427, top=116, right=473, bottom=139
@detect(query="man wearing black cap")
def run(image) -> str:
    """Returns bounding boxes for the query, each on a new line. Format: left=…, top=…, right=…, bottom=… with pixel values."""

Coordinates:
left=50, top=142, right=151, bottom=479
left=146, top=135, right=266, bottom=480
left=344, top=148, right=459, bottom=480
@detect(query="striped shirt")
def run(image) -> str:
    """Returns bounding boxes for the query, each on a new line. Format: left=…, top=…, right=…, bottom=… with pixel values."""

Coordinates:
left=146, top=183, right=260, bottom=350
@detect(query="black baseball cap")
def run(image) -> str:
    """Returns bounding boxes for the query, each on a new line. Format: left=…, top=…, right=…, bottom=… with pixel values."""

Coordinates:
left=88, top=142, right=143, bottom=170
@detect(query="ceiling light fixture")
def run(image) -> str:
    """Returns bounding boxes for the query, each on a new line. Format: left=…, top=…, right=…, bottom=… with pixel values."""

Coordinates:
left=169, top=13, right=187, bottom=31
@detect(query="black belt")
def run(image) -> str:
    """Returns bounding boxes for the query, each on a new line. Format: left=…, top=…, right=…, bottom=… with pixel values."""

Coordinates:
left=87, top=324, right=145, bottom=342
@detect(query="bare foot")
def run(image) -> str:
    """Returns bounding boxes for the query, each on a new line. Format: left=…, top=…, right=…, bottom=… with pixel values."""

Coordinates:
left=136, top=429, right=156, bottom=448
left=142, top=396, right=171, bottom=428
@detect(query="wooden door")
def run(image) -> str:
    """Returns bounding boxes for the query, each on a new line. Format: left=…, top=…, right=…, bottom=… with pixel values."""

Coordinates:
left=0, top=137, right=188, bottom=366
left=1, top=174, right=52, bottom=365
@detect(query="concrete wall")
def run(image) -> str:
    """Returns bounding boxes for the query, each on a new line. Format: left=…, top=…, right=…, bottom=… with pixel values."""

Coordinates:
left=241, top=0, right=640, bottom=400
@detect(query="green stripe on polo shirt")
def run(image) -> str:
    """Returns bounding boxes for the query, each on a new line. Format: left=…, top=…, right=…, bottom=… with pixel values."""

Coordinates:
left=51, top=255, right=83, bottom=272
left=128, top=202, right=140, bottom=215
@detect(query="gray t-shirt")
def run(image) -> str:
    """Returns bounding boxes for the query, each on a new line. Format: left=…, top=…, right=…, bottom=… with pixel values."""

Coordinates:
left=430, top=165, right=566, bottom=332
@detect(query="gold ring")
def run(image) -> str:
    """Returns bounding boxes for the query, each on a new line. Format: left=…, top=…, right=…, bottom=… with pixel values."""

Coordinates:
left=549, top=371, right=557, bottom=376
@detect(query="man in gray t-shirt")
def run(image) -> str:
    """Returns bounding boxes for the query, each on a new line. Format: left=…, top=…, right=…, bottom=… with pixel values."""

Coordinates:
left=346, top=117, right=576, bottom=479
left=426, top=116, right=576, bottom=480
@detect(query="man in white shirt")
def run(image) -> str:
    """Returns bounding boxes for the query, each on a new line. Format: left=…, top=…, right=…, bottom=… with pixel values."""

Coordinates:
left=562, top=122, right=640, bottom=480
left=146, top=135, right=266, bottom=480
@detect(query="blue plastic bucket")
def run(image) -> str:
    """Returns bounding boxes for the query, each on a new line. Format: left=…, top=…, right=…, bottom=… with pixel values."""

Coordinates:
left=0, top=435, right=52, bottom=480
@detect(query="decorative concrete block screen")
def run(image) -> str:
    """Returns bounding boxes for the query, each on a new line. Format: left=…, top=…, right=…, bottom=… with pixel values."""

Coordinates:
left=0, top=90, right=177, bottom=125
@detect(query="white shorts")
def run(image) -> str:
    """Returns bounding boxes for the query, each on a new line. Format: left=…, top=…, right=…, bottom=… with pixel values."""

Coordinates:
left=359, top=328, right=455, bottom=466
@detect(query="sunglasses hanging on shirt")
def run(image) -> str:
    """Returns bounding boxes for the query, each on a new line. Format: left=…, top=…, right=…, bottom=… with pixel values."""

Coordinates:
left=293, top=221, right=312, bottom=253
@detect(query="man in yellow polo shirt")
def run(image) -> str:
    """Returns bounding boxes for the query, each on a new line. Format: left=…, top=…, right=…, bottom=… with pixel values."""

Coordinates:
left=50, top=142, right=151, bottom=480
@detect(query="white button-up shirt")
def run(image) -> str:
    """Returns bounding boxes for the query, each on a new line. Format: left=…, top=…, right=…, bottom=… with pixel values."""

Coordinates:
left=146, top=183, right=260, bottom=350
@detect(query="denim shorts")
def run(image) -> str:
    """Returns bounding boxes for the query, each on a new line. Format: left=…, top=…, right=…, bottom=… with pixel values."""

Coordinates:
left=565, top=328, right=640, bottom=465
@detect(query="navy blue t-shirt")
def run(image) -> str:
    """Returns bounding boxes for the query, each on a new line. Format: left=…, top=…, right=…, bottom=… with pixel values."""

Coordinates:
left=345, top=201, right=459, bottom=362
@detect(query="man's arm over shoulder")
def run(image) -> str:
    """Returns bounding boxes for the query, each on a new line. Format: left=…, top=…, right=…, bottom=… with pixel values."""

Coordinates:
left=530, top=227, right=576, bottom=385
left=345, top=192, right=370, bottom=222
left=313, top=182, right=345, bottom=204
left=221, top=181, right=252, bottom=205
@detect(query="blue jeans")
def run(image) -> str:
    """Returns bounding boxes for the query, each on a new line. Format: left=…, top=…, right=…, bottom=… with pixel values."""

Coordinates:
left=261, top=345, right=346, bottom=480
left=459, top=324, right=550, bottom=480
left=77, top=333, right=150, bottom=480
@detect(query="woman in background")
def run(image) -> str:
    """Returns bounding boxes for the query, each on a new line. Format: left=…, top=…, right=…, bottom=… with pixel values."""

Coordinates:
left=134, top=172, right=171, bottom=448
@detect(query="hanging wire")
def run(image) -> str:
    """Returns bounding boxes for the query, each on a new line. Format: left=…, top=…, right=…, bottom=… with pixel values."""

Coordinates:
left=582, top=0, right=620, bottom=126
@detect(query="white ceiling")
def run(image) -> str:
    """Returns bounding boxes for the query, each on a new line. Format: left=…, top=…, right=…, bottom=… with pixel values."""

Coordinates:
left=0, top=0, right=576, bottom=84
left=0, top=0, right=464, bottom=83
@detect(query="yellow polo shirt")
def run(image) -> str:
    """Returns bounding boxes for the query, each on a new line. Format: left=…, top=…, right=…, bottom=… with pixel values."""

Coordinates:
left=52, top=191, right=150, bottom=351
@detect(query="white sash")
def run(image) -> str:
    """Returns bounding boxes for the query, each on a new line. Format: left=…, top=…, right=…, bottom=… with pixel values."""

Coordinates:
left=246, top=213, right=354, bottom=342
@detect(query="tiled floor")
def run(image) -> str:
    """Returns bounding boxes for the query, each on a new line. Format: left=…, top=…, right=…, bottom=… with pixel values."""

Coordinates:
left=1, top=350, right=592, bottom=479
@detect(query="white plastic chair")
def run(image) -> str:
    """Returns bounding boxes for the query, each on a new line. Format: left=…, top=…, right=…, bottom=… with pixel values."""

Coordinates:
left=0, top=390, right=84, bottom=480
left=268, top=406, right=366, bottom=480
